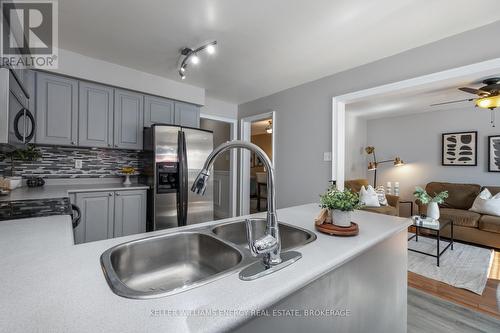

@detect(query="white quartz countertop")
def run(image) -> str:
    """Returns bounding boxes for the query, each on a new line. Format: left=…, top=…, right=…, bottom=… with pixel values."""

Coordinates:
left=0, top=183, right=150, bottom=201
left=0, top=204, right=412, bottom=333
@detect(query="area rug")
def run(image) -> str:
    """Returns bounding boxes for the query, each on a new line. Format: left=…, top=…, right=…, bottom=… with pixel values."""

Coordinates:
left=408, top=234, right=494, bottom=295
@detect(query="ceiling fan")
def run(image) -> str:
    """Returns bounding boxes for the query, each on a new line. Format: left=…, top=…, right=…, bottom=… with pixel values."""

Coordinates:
left=430, top=77, right=500, bottom=127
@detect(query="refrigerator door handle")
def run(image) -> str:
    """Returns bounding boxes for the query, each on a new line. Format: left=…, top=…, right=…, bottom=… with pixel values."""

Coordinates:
left=181, top=130, right=189, bottom=226
left=177, top=130, right=184, bottom=227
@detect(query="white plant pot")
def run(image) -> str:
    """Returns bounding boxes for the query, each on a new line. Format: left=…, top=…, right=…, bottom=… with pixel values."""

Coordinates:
left=331, top=209, right=352, bottom=227
left=427, top=202, right=440, bottom=220
left=123, top=175, right=132, bottom=186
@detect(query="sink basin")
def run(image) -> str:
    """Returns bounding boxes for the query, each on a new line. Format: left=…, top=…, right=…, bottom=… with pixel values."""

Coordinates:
left=212, top=220, right=316, bottom=251
left=100, top=232, right=243, bottom=299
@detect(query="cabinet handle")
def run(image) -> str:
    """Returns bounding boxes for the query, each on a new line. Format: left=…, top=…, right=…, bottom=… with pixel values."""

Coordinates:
left=115, top=193, right=120, bottom=196
left=108, top=193, right=113, bottom=196
left=71, top=141, right=76, bottom=145
left=107, top=144, right=111, bottom=147
left=114, top=144, right=118, bottom=148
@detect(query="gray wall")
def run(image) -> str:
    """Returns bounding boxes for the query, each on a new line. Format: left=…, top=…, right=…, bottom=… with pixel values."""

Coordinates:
left=238, top=20, right=500, bottom=208
left=366, top=107, right=500, bottom=200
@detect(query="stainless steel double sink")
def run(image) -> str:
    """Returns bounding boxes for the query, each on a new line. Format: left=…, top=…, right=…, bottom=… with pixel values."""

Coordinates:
left=100, top=219, right=316, bottom=299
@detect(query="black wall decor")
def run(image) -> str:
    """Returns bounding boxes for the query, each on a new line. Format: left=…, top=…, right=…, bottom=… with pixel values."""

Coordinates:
left=488, top=135, right=500, bottom=172
left=442, top=131, right=477, bottom=166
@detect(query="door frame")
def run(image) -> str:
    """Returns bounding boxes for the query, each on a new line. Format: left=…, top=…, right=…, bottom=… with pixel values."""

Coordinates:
left=331, top=57, right=500, bottom=189
left=239, top=111, right=276, bottom=216
left=200, top=113, right=238, bottom=217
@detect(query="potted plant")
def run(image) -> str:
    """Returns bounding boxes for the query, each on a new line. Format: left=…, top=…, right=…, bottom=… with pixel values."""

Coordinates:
left=0, top=145, right=42, bottom=189
left=320, top=186, right=363, bottom=227
left=413, top=186, right=449, bottom=220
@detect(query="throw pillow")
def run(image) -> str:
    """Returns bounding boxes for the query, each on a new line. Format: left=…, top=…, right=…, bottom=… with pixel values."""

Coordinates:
left=469, top=189, right=500, bottom=217
left=360, top=185, right=381, bottom=207
left=375, top=186, right=388, bottom=206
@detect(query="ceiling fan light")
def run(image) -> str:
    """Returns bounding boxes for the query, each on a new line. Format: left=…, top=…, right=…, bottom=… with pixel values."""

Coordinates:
left=476, top=96, right=500, bottom=109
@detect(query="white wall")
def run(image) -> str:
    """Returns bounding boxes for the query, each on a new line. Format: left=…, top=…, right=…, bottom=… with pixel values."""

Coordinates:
left=201, top=96, right=238, bottom=119
left=52, top=49, right=205, bottom=105
left=239, top=21, right=500, bottom=209
left=366, top=107, right=500, bottom=200
left=345, top=113, right=368, bottom=180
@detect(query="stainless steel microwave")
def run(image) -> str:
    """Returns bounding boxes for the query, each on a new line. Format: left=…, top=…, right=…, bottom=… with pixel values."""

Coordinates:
left=0, top=67, right=34, bottom=152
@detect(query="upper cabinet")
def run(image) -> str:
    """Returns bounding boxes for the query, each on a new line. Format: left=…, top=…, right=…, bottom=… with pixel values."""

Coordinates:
left=144, top=95, right=174, bottom=127
left=174, top=101, right=200, bottom=128
left=78, top=82, right=114, bottom=148
left=35, top=72, right=78, bottom=146
left=114, top=89, right=144, bottom=150
left=32, top=71, right=201, bottom=149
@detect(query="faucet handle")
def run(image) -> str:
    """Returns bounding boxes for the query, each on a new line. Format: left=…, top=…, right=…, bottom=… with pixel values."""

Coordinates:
left=245, top=218, right=278, bottom=256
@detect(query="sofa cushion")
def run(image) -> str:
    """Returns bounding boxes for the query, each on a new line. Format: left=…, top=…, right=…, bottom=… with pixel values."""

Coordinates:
left=345, top=179, right=369, bottom=193
left=362, top=205, right=398, bottom=216
left=425, top=182, right=480, bottom=210
left=479, top=215, right=500, bottom=234
left=483, top=186, right=500, bottom=196
left=440, top=208, right=481, bottom=228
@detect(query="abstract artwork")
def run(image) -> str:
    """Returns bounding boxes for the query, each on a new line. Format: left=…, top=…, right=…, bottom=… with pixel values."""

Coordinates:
left=488, top=135, right=500, bottom=172
left=442, top=131, right=477, bottom=166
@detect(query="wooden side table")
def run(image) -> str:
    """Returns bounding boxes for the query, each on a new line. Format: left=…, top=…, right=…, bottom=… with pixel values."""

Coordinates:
left=399, top=200, right=414, bottom=216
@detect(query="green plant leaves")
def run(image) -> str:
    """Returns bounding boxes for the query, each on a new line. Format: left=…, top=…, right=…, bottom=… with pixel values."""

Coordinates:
left=320, top=186, right=362, bottom=212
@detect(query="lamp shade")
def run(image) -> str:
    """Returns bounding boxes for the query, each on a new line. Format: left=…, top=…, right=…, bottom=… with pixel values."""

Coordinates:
left=476, top=95, right=500, bottom=109
left=368, top=162, right=377, bottom=171
left=393, top=157, right=404, bottom=167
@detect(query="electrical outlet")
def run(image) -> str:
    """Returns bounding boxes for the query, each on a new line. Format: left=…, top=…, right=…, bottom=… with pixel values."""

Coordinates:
left=75, top=159, right=83, bottom=169
left=323, top=152, right=332, bottom=161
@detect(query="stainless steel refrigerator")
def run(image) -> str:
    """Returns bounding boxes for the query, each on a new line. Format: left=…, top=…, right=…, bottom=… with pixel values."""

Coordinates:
left=143, top=124, right=213, bottom=230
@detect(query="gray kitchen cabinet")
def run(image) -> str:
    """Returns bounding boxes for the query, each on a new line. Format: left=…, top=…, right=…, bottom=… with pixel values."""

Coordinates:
left=114, top=89, right=144, bottom=150
left=73, top=189, right=147, bottom=244
left=174, top=101, right=200, bottom=128
left=74, top=191, right=114, bottom=244
left=144, top=95, right=174, bottom=127
left=79, top=82, right=114, bottom=148
left=113, top=190, right=147, bottom=237
left=35, top=72, right=78, bottom=146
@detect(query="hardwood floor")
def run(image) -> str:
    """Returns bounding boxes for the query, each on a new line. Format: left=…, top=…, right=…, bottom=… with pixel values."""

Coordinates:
left=408, top=250, right=500, bottom=319
left=408, top=287, right=500, bottom=333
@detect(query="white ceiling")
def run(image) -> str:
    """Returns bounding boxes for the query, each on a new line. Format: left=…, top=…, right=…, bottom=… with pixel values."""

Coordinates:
left=347, top=74, right=500, bottom=119
left=59, top=0, right=500, bottom=104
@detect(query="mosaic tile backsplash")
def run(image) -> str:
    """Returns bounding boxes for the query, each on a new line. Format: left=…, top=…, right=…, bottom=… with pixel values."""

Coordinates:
left=0, top=146, right=143, bottom=178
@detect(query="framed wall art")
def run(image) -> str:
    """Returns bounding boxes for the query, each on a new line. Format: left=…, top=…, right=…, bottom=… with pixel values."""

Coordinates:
left=442, top=131, right=477, bottom=166
left=488, top=135, right=500, bottom=172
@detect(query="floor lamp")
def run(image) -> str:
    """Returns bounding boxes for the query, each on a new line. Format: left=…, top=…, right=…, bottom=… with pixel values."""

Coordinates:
left=365, top=146, right=404, bottom=187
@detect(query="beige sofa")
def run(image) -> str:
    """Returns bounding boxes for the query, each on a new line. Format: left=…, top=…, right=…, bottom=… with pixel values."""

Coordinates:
left=344, top=179, right=400, bottom=216
left=416, top=182, right=500, bottom=249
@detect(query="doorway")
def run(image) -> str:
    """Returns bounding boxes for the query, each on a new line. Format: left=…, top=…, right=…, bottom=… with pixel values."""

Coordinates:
left=200, top=114, right=238, bottom=219
left=240, top=111, right=275, bottom=215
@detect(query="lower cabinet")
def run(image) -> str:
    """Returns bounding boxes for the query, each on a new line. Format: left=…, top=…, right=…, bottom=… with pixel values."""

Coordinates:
left=73, top=189, right=147, bottom=244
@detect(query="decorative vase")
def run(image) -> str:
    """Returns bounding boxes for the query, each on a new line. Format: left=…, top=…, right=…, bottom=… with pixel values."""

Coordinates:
left=331, top=209, right=352, bottom=227
left=427, top=202, right=440, bottom=220
left=123, top=174, right=132, bottom=186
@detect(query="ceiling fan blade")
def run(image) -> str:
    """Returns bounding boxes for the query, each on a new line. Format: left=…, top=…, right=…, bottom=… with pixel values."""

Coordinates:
left=430, top=98, right=474, bottom=107
left=480, top=83, right=500, bottom=92
left=458, top=87, right=490, bottom=96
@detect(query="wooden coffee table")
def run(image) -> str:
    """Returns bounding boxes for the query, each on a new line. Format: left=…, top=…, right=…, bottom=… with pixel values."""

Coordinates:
left=408, top=217, right=454, bottom=266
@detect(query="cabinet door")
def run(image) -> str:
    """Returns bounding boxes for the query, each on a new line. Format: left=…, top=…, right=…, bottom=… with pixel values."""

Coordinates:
left=35, top=72, right=78, bottom=146
left=79, top=82, right=114, bottom=148
left=113, top=190, right=147, bottom=237
left=114, top=89, right=144, bottom=150
left=74, top=191, right=114, bottom=244
left=174, top=101, right=200, bottom=128
left=144, top=95, right=174, bottom=127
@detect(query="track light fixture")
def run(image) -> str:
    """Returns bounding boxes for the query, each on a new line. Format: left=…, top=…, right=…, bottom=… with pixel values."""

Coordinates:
left=178, top=41, right=217, bottom=80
